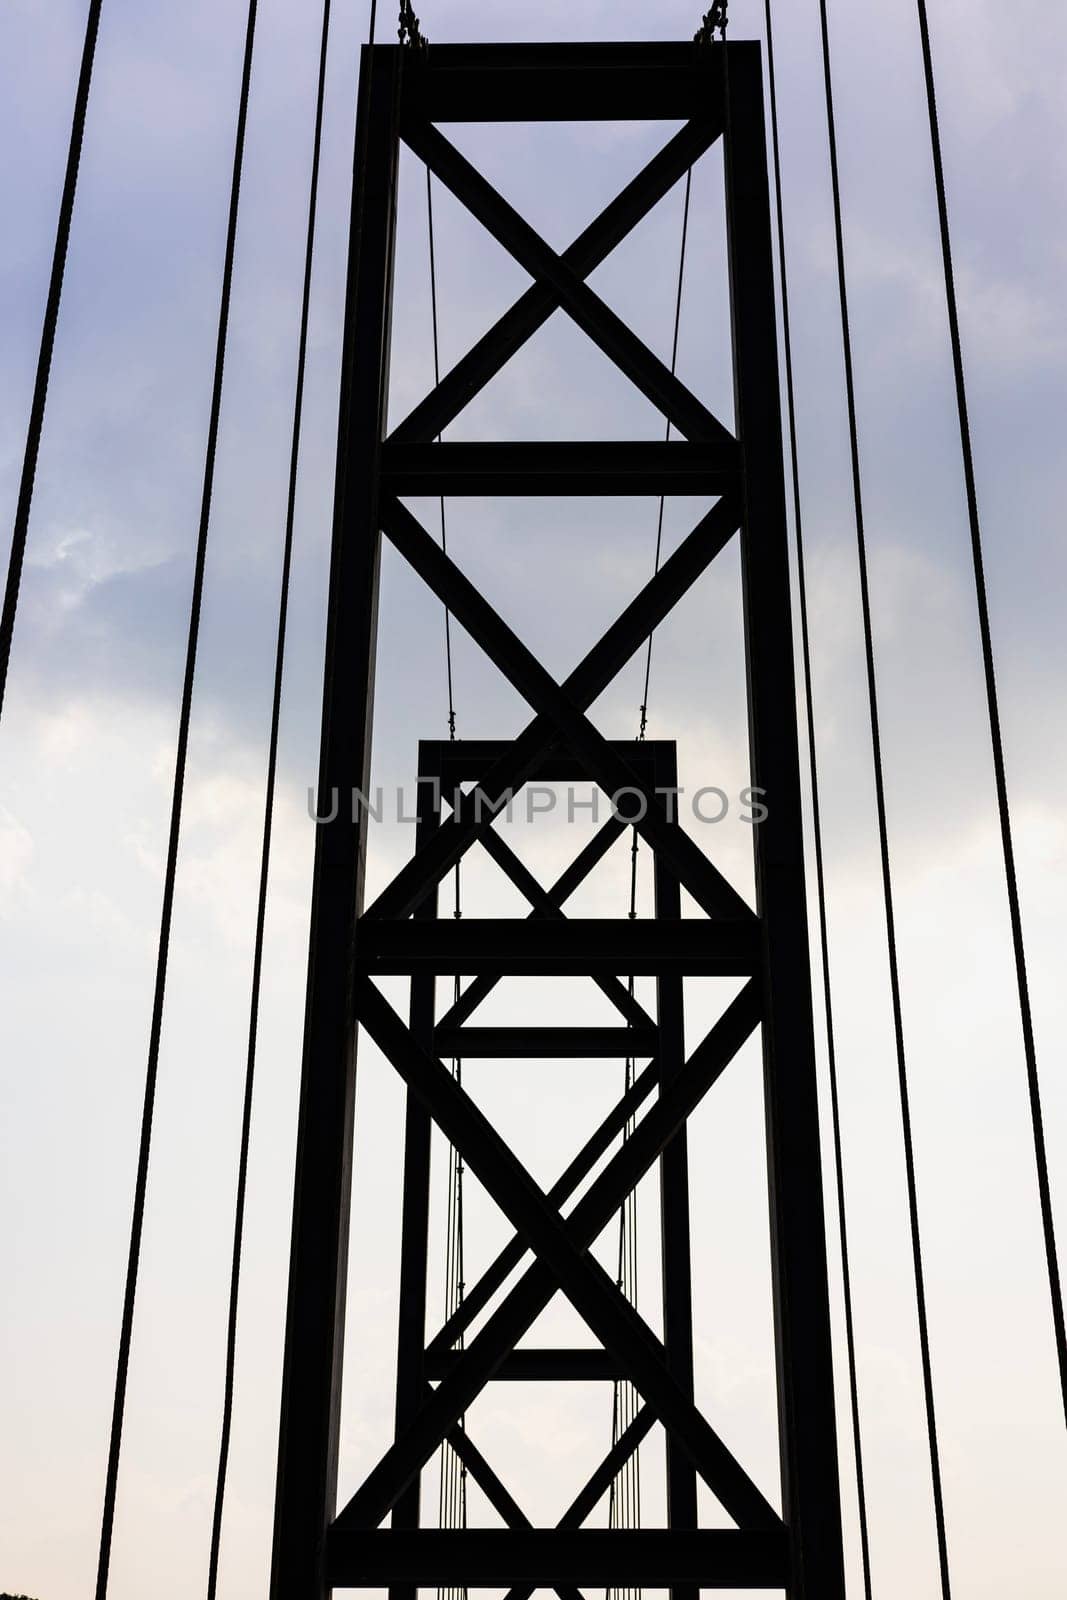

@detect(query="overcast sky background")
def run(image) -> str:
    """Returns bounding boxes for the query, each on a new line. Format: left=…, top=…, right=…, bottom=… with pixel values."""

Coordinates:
left=2, top=1, right=1066, bottom=1597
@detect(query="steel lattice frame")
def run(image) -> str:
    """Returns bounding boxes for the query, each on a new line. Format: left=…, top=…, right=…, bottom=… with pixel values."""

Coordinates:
left=271, top=40, right=845, bottom=1600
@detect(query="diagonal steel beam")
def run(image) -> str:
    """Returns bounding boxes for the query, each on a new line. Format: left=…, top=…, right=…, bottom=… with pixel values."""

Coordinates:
left=391, top=117, right=720, bottom=445
left=403, top=118, right=733, bottom=449
left=334, top=976, right=772, bottom=1533
left=363, top=495, right=742, bottom=922
left=380, top=496, right=750, bottom=920
left=437, top=1400, right=526, bottom=1530
left=559, top=1405, right=658, bottom=1529
left=425, top=1058, right=660, bottom=1358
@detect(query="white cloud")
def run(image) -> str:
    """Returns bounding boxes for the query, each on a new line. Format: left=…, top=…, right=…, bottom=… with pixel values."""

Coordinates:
left=0, top=804, right=34, bottom=902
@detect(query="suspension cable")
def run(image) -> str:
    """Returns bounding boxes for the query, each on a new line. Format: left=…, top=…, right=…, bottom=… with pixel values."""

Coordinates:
left=93, top=4, right=260, bottom=1594
left=637, top=165, right=692, bottom=741
left=606, top=110, right=698, bottom=1593
left=607, top=828, right=643, bottom=1589
left=763, top=4, right=872, bottom=1592
left=427, top=167, right=457, bottom=740
left=913, top=0, right=1067, bottom=1426
left=425, top=149, right=468, bottom=1598
left=203, top=2, right=333, bottom=1593
left=0, top=0, right=104, bottom=722
left=817, top=4, right=952, bottom=1594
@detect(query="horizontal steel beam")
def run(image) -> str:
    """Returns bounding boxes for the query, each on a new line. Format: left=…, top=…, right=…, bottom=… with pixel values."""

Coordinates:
left=328, top=1528, right=788, bottom=1587
left=382, top=441, right=737, bottom=496
left=358, top=919, right=760, bottom=975
left=398, top=41, right=740, bottom=122
left=424, top=1348, right=628, bottom=1382
left=434, top=1026, right=657, bottom=1058
left=421, top=737, right=671, bottom=784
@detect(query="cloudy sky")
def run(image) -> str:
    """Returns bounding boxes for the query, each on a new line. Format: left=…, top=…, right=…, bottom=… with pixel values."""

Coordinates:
left=2, top=1, right=1066, bottom=1597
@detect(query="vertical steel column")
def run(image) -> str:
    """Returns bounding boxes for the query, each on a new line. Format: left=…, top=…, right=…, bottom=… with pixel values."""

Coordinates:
left=652, top=745, right=699, bottom=1600
left=724, top=44, right=846, bottom=1600
left=270, top=44, right=402, bottom=1600
left=390, top=758, right=441, bottom=1600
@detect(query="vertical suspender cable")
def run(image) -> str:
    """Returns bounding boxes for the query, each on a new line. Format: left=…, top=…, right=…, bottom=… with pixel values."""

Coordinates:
left=0, top=0, right=104, bottom=721
left=816, top=4, right=952, bottom=1594
left=94, top=4, right=260, bottom=1594
left=426, top=167, right=457, bottom=739
left=637, top=167, right=692, bottom=739
left=762, top=5, right=872, bottom=1593
left=607, top=146, right=695, bottom=1587
left=204, top=2, right=334, bottom=1594
left=913, top=0, right=1067, bottom=1424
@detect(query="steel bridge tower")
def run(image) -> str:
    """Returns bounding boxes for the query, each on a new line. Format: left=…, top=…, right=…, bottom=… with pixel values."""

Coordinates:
left=270, top=37, right=845, bottom=1599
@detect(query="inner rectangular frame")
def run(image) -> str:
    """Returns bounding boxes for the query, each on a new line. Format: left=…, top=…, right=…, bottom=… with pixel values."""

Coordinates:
left=384, top=738, right=698, bottom=1593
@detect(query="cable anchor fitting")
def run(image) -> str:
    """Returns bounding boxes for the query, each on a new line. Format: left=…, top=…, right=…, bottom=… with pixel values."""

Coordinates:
left=398, top=0, right=428, bottom=51
left=694, top=2, right=727, bottom=45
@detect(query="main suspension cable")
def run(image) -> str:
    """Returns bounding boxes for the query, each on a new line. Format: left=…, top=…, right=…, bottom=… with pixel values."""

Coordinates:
left=203, top=2, right=333, bottom=1593
left=817, top=4, right=952, bottom=1594
left=0, top=0, right=104, bottom=723
left=763, top=4, right=872, bottom=1592
left=913, top=0, right=1067, bottom=1426
left=93, top=4, right=260, bottom=1594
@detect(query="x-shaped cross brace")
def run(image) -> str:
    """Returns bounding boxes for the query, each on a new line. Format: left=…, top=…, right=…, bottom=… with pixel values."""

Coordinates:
left=436, top=1385, right=656, bottom=1600
left=391, top=117, right=724, bottom=445
left=427, top=1394, right=582, bottom=1600
left=332, top=975, right=778, bottom=1536
left=401, top=119, right=734, bottom=448
left=433, top=1383, right=656, bottom=1600
left=439, top=806, right=653, bottom=1031
left=425, top=1059, right=659, bottom=1360
left=362, top=494, right=752, bottom=924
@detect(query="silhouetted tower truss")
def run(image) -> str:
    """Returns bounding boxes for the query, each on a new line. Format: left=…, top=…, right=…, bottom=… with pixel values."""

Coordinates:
left=270, top=38, right=846, bottom=1600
